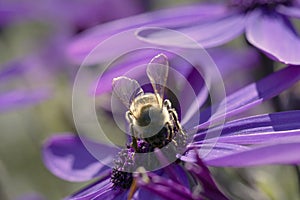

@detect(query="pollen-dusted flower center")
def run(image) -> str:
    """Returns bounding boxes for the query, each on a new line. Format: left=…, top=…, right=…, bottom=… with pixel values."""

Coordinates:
left=111, top=148, right=135, bottom=189
left=229, top=0, right=292, bottom=11
left=111, top=140, right=154, bottom=189
left=110, top=132, right=188, bottom=189
left=111, top=168, right=133, bottom=189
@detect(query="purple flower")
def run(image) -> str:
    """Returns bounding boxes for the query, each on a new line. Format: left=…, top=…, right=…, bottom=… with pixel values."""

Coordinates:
left=43, top=134, right=228, bottom=200
left=1, top=0, right=144, bottom=75
left=0, top=62, right=49, bottom=112
left=43, top=54, right=300, bottom=199
left=136, top=0, right=300, bottom=65
left=0, top=0, right=143, bottom=29
left=0, top=0, right=144, bottom=112
left=0, top=89, right=49, bottom=112
left=66, top=4, right=233, bottom=63
left=67, top=0, right=300, bottom=65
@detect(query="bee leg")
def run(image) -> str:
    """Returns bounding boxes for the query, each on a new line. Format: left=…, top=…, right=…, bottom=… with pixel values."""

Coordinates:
left=163, top=99, right=172, bottom=110
left=130, top=124, right=138, bottom=152
left=164, top=99, right=185, bottom=136
left=168, top=108, right=185, bottom=136
left=164, top=99, right=183, bottom=134
left=165, top=121, right=177, bottom=146
left=126, top=111, right=138, bottom=152
left=126, top=111, right=133, bottom=123
left=165, top=122, right=173, bottom=141
left=172, top=139, right=178, bottom=146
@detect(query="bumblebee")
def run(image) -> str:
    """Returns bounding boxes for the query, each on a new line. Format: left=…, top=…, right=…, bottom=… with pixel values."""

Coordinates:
left=112, top=54, right=185, bottom=150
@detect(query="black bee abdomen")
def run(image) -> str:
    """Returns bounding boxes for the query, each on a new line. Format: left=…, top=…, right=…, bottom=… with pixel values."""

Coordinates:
left=145, top=126, right=170, bottom=148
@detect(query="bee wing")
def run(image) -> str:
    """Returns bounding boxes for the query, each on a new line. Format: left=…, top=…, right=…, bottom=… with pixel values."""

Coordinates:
left=147, top=54, right=169, bottom=107
left=112, top=76, right=144, bottom=109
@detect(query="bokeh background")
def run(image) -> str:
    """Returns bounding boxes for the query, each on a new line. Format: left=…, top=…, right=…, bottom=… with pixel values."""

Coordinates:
left=1, top=0, right=300, bottom=199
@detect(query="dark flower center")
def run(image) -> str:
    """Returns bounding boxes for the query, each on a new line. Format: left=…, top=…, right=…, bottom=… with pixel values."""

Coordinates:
left=229, top=0, right=292, bottom=11
left=111, top=140, right=154, bottom=189
left=111, top=168, right=133, bottom=189
left=111, top=148, right=135, bottom=189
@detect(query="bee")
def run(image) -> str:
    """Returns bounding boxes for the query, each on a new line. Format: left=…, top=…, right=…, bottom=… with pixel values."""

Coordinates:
left=112, top=54, right=185, bottom=151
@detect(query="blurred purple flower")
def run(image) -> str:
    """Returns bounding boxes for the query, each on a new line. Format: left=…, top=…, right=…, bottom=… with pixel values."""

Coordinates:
left=0, top=89, right=49, bottom=112
left=1, top=0, right=144, bottom=72
left=0, top=62, right=49, bottom=112
left=136, top=0, right=300, bottom=65
left=66, top=4, right=229, bottom=64
left=67, top=0, right=300, bottom=65
left=0, top=0, right=144, bottom=112
left=0, top=0, right=144, bottom=29
left=42, top=54, right=300, bottom=199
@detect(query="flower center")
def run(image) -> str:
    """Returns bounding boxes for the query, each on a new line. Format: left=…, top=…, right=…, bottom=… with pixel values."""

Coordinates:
left=111, top=169, right=133, bottom=189
left=229, top=0, right=292, bottom=11
left=111, top=148, right=135, bottom=189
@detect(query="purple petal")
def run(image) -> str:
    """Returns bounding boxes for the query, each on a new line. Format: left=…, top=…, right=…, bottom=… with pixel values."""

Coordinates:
left=184, top=150, right=229, bottom=200
left=42, top=134, right=116, bottom=182
left=132, top=188, right=165, bottom=200
left=90, top=187, right=126, bottom=200
left=206, top=139, right=300, bottom=166
left=181, top=47, right=259, bottom=125
left=0, top=89, right=49, bottom=112
left=66, top=175, right=121, bottom=200
left=195, top=65, right=300, bottom=130
left=208, top=47, right=260, bottom=77
left=136, top=13, right=245, bottom=48
left=136, top=171, right=193, bottom=200
left=219, top=111, right=300, bottom=144
left=0, top=0, right=143, bottom=28
left=67, top=3, right=228, bottom=63
left=180, top=66, right=208, bottom=126
left=246, top=9, right=300, bottom=64
left=0, top=61, right=26, bottom=81
left=218, top=130, right=300, bottom=145
left=171, top=164, right=190, bottom=189
left=0, top=2, right=33, bottom=26
left=209, top=47, right=260, bottom=95
left=194, top=110, right=300, bottom=143
left=154, top=149, right=189, bottom=185
left=47, top=0, right=144, bottom=29
left=184, top=142, right=250, bottom=161
left=276, top=5, right=300, bottom=19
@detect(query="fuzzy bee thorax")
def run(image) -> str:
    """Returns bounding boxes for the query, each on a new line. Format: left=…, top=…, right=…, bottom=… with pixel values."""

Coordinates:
left=129, top=93, right=170, bottom=137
